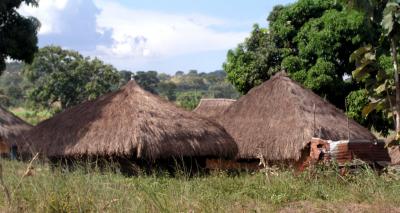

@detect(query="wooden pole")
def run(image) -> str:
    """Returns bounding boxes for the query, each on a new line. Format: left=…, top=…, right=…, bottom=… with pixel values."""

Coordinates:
left=313, top=103, right=316, bottom=137
left=345, top=99, right=350, bottom=141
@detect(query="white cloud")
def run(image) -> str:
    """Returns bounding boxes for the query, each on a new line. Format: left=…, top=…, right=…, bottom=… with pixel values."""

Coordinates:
left=18, top=0, right=249, bottom=71
left=94, top=0, right=248, bottom=62
left=19, top=0, right=69, bottom=34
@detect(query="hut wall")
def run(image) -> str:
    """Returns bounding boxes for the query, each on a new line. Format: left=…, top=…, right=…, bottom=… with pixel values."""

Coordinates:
left=298, top=138, right=391, bottom=170
left=0, top=139, right=9, bottom=158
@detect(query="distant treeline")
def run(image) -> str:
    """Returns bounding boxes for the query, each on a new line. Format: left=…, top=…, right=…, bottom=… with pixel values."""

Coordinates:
left=122, top=69, right=240, bottom=109
left=0, top=62, right=239, bottom=111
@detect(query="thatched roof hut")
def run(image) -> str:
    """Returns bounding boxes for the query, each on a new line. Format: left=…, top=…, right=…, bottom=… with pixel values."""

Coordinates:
left=193, top=99, right=236, bottom=118
left=0, top=107, right=32, bottom=149
left=217, top=72, right=376, bottom=161
left=25, top=81, right=237, bottom=160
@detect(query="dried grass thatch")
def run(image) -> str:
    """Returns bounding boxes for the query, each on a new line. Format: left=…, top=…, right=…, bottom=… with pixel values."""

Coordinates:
left=217, top=72, right=376, bottom=161
left=0, top=106, right=32, bottom=147
left=25, top=81, right=237, bottom=160
left=193, top=99, right=236, bottom=118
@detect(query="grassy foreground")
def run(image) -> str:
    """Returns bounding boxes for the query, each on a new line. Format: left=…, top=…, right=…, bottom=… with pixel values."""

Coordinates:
left=0, top=160, right=400, bottom=212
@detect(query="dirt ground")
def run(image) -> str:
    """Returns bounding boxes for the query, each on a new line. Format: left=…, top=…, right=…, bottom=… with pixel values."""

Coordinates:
left=279, top=201, right=400, bottom=213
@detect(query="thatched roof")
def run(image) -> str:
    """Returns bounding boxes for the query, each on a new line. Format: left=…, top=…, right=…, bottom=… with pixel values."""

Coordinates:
left=217, top=72, right=376, bottom=161
left=0, top=106, right=32, bottom=146
left=193, top=99, right=236, bottom=118
left=25, top=81, right=237, bottom=160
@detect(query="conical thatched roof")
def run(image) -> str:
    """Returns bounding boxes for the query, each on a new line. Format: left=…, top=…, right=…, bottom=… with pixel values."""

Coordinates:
left=25, top=81, right=237, bottom=160
left=193, top=99, right=236, bottom=118
left=0, top=106, right=32, bottom=146
left=217, top=72, right=376, bottom=161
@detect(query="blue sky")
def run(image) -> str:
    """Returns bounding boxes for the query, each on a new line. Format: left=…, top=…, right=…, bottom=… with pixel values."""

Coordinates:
left=20, top=0, right=295, bottom=74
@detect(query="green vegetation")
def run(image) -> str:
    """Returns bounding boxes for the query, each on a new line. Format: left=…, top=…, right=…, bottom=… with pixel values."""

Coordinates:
left=23, top=46, right=121, bottom=110
left=0, top=160, right=399, bottom=212
left=119, top=69, right=239, bottom=110
left=224, top=24, right=282, bottom=94
left=346, top=89, right=393, bottom=136
left=0, top=0, right=39, bottom=72
left=9, top=108, right=53, bottom=125
left=346, top=1, right=400, bottom=142
left=0, top=62, right=30, bottom=107
left=133, top=71, right=160, bottom=94
left=0, top=1, right=399, bottom=212
left=222, top=0, right=400, bottom=137
left=0, top=58, right=239, bottom=113
left=224, top=0, right=378, bottom=109
left=169, top=70, right=239, bottom=109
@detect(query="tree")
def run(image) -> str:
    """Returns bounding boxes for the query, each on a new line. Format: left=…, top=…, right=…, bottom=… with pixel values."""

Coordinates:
left=224, top=24, right=283, bottom=94
left=75, top=58, right=121, bottom=101
left=157, top=81, right=177, bottom=101
left=175, top=71, right=184, bottom=76
left=157, top=70, right=239, bottom=103
left=0, top=0, right=40, bottom=72
left=224, top=0, right=378, bottom=108
left=346, top=89, right=392, bottom=136
left=157, top=73, right=171, bottom=81
left=383, top=1, right=400, bottom=138
left=188, top=70, right=198, bottom=76
left=134, top=71, right=160, bottom=94
left=349, top=1, right=400, bottom=140
left=208, top=82, right=240, bottom=99
left=199, top=70, right=240, bottom=99
left=119, top=70, right=133, bottom=86
left=172, top=71, right=207, bottom=91
left=176, top=91, right=202, bottom=110
left=0, top=62, right=32, bottom=106
left=23, top=46, right=120, bottom=110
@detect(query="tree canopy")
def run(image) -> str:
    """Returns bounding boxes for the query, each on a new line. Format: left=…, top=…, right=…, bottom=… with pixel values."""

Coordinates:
left=224, top=0, right=379, bottom=108
left=224, top=24, right=283, bottom=94
left=346, top=0, right=400, bottom=138
left=0, top=0, right=40, bottom=72
left=1, top=60, right=239, bottom=112
left=23, top=46, right=120, bottom=110
left=134, top=71, right=160, bottom=94
left=0, top=62, right=30, bottom=106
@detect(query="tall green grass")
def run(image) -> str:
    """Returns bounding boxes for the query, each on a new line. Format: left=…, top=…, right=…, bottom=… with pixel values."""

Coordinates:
left=10, top=107, right=53, bottom=125
left=0, top=160, right=399, bottom=212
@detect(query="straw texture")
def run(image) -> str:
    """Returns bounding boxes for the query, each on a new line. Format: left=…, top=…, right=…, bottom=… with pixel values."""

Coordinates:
left=25, top=81, right=237, bottom=160
left=193, top=99, right=236, bottom=119
left=0, top=106, right=32, bottom=146
left=218, top=72, right=376, bottom=161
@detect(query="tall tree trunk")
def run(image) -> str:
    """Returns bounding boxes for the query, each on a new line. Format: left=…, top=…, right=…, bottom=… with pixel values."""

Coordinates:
left=391, top=38, right=400, bottom=137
